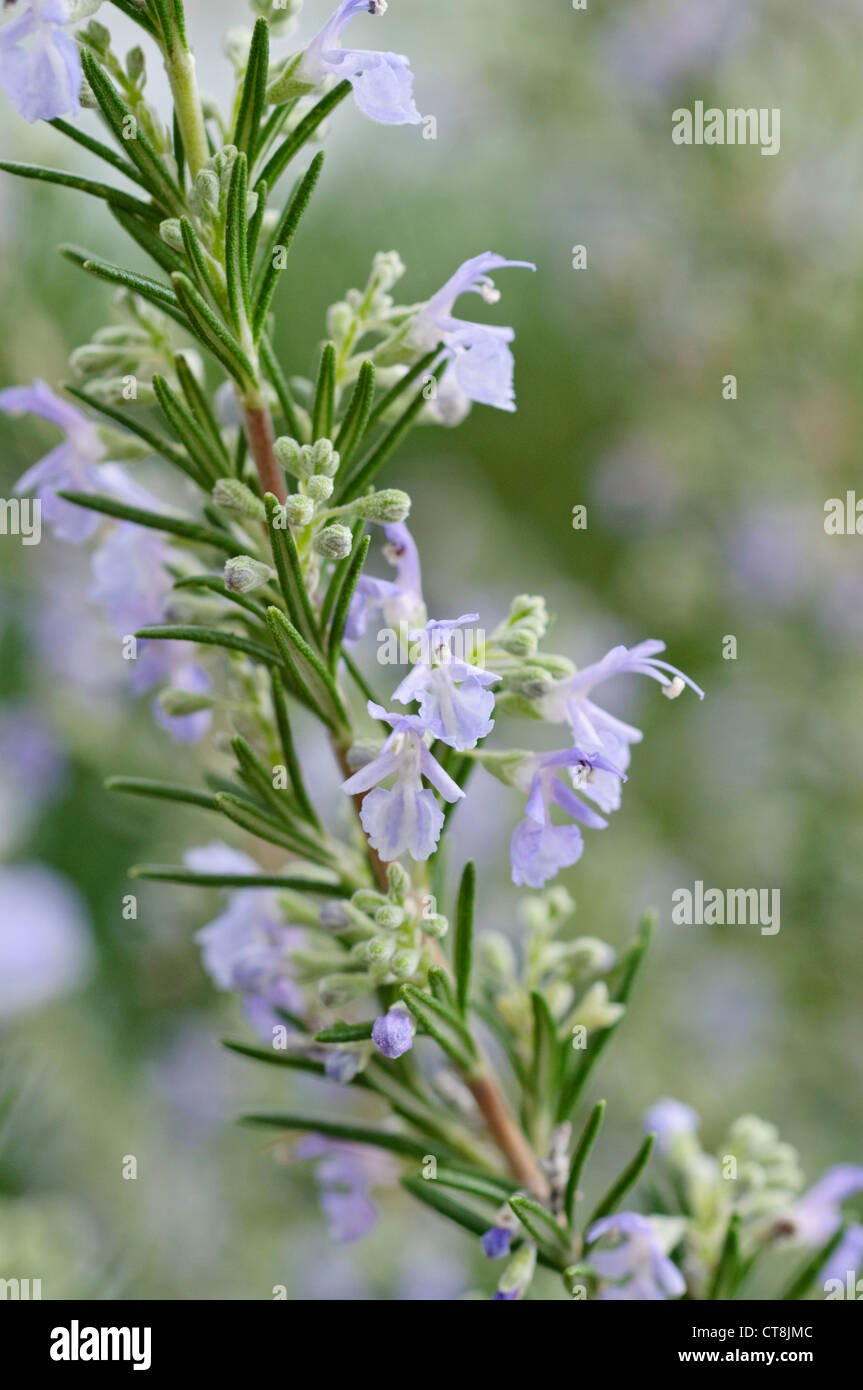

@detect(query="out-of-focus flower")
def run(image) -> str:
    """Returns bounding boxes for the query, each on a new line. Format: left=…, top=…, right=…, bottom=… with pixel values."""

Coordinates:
left=606, top=0, right=752, bottom=93
left=345, top=521, right=425, bottom=640
left=0, top=0, right=82, bottom=124
left=191, top=842, right=306, bottom=1039
left=392, top=614, right=498, bottom=751
left=821, top=1225, right=863, bottom=1286
left=785, top=1165, right=863, bottom=1246
left=508, top=746, right=619, bottom=888
left=481, top=1226, right=512, bottom=1260
left=295, top=1134, right=396, bottom=1244
left=645, top=1097, right=700, bottom=1158
left=409, top=253, right=535, bottom=413
left=588, top=1212, right=686, bottom=1301
left=0, top=707, right=65, bottom=854
left=1, top=380, right=107, bottom=542
left=299, top=0, right=421, bottom=126
left=371, top=1003, right=414, bottom=1058
left=341, top=702, right=464, bottom=861
left=0, top=863, right=92, bottom=1019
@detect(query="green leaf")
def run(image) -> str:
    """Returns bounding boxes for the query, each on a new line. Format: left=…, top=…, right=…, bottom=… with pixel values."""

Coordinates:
left=0, top=160, right=159, bottom=221
left=401, top=1177, right=491, bottom=1238
left=311, top=341, right=336, bottom=441
left=233, top=18, right=270, bottom=166
left=557, top=911, right=654, bottom=1123
left=270, top=670, right=321, bottom=828
left=61, top=384, right=196, bottom=478
left=259, top=81, right=351, bottom=189
left=174, top=353, right=231, bottom=466
left=314, top=1022, right=375, bottom=1044
left=266, top=606, right=351, bottom=735
left=453, top=860, right=476, bottom=1016
left=241, top=1113, right=431, bottom=1159
left=782, top=1224, right=847, bottom=1301
left=585, top=1133, right=655, bottom=1235
left=214, top=791, right=330, bottom=861
left=327, top=532, right=370, bottom=670
left=259, top=333, right=304, bottom=440
left=172, top=574, right=270, bottom=625
left=153, top=374, right=226, bottom=483
left=336, top=360, right=447, bottom=504
left=428, top=1168, right=516, bottom=1203
left=56, top=490, right=238, bottom=553
left=247, top=178, right=268, bottom=263
left=509, top=1194, right=571, bottom=1256
left=81, top=50, right=181, bottom=212
left=50, top=117, right=147, bottom=188
left=225, top=151, right=251, bottom=334
left=221, top=1040, right=326, bottom=1078
left=111, top=205, right=187, bottom=277
left=564, top=1100, right=605, bottom=1226
left=428, top=965, right=456, bottom=1013
left=401, top=985, right=477, bottom=1071
left=263, top=493, right=320, bottom=646
left=130, top=865, right=349, bottom=895
left=108, top=0, right=158, bottom=35
left=178, top=215, right=222, bottom=300
left=171, top=272, right=256, bottom=386
left=63, top=250, right=186, bottom=326
left=135, top=622, right=278, bottom=669
left=253, top=152, right=324, bottom=339
left=365, top=344, right=444, bottom=430
left=708, top=1212, right=741, bottom=1300
left=106, top=776, right=217, bottom=812
left=334, top=360, right=375, bottom=466
left=525, top=989, right=560, bottom=1153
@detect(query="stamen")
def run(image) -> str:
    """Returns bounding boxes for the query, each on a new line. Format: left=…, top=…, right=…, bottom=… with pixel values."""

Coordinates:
left=369, top=0, right=388, bottom=14
left=662, top=676, right=685, bottom=699
left=480, top=282, right=501, bottom=304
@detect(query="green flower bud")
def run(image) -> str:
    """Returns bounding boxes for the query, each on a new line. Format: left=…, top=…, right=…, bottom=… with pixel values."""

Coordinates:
left=390, top=948, right=421, bottom=980
left=283, top=495, right=315, bottom=527
left=273, top=436, right=310, bottom=479
left=570, top=982, right=625, bottom=1033
left=498, top=1244, right=536, bottom=1300
left=79, top=19, right=110, bottom=55
left=69, top=344, right=129, bottom=376
left=351, top=889, right=389, bottom=915
left=314, top=524, right=353, bottom=559
left=477, top=931, right=517, bottom=981
left=375, top=904, right=405, bottom=930
left=307, top=475, right=334, bottom=503
left=159, top=219, right=185, bottom=253
left=214, top=145, right=239, bottom=190
left=224, top=555, right=276, bottom=594
left=386, top=862, right=410, bottom=899
left=212, top=478, right=266, bottom=521
left=126, top=45, right=146, bottom=85
left=372, top=250, right=406, bottom=294
left=353, top=489, right=412, bottom=523
left=309, top=438, right=339, bottom=477
left=421, top=913, right=449, bottom=939
left=157, top=687, right=216, bottom=717
left=193, top=169, right=221, bottom=215
left=96, top=378, right=156, bottom=406
left=366, top=934, right=397, bottom=965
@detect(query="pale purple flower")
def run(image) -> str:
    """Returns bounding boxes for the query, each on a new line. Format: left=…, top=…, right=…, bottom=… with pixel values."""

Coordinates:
left=588, top=1212, right=686, bottom=1301
left=821, top=1225, right=863, bottom=1286
left=392, top=614, right=498, bottom=751
left=371, top=1003, right=414, bottom=1059
left=0, top=379, right=107, bottom=542
left=645, top=1097, right=700, bottom=1157
left=341, top=701, right=464, bottom=861
left=509, top=746, right=621, bottom=889
left=0, top=707, right=65, bottom=852
left=0, top=0, right=82, bottom=124
left=345, top=521, right=425, bottom=640
left=296, top=1135, right=396, bottom=1244
left=0, top=862, right=92, bottom=1019
left=481, top=1227, right=512, bottom=1260
left=409, top=253, right=535, bottom=412
left=787, top=1165, right=863, bottom=1246
left=300, top=0, right=421, bottom=126
left=191, top=843, right=306, bottom=1039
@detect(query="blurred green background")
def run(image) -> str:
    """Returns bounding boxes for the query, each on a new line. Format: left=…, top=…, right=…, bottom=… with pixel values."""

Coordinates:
left=1, top=0, right=861, bottom=1299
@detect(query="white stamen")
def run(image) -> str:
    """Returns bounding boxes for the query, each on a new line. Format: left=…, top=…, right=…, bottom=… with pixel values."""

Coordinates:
left=480, top=283, right=501, bottom=304
left=572, top=761, right=594, bottom=786
left=391, top=732, right=406, bottom=754
left=662, top=676, right=685, bottom=700
left=369, top=0, right=387, bottom=14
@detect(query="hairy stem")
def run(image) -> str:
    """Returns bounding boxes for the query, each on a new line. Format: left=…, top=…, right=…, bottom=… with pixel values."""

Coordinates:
left=242, top=397, right=286, bottom=504
left=165, top=45, right=210, bottom=179
left=465, top=1070, right=550, bottom=1200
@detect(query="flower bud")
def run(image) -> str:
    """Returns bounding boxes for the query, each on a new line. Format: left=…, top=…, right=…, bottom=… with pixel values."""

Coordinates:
left=283, top=495, right=315, bottom=527
left=273, top=435, right=310, bottom=479
left=421, top=913, right=449, bottom=939
left=212, top=478, right=266, bottom=521
left=352, top=889, right=388, bottom=915
left=314, top=524, right=353, bottom=559
left=306, top=474, right=334, bottom=503
left=193, top=169, right=221, bottom=215
left=374, top=904, right=405, bottom=930
left=157, top=688, right=216, bottom=717
left=309, top=438, right=339, bottom=476
left=224, top=555, right=276, bottom=594
left=372, top=249, right=406, bottom=294
left=366, top=934, right=397, bottom=966
left=386, top=862, right=410, bottom=898
left=371, top=1005, right=414, bottom=1059
left=159, top=218, right=185, bottom=253
left=390, top=948, right=420, bottom=979
left=353, top=489, right=411, bottom=523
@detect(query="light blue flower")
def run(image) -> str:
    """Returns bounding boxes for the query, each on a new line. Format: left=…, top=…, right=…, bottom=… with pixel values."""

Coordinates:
left=509, top=746, right=621, bottom=889
left=788, top=1164, right=863, bottom=1246
left=587, top=1212, right=686, bottom=1301
left=300, top=0, right=421, bottom=126
left=0, top=379, right=110, bottom=542
left=371, top=1003, right=414, bottom=1058
left=345, top=521, right=425, bottom=640
left=392, top=614, right=498, bottom=751
left=341, top=701, right=464, bottom=861
left=409, top=253, right=536, bottom=412
left=0, top=0, right=82, bottom=124
left=295, top=1134, right=396, bottom=1244
left=0, top=862, right=92, bottom=1020
left=644, top=1097, right=700, bottom=1157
